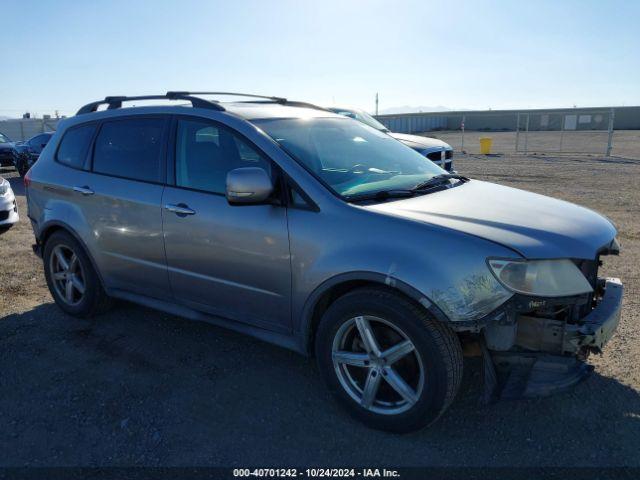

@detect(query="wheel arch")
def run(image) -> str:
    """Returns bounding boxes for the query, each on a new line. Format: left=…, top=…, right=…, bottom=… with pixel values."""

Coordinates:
left=38, top=220, right=107, bottom=290
left=298, top=271, right=450, bottom=356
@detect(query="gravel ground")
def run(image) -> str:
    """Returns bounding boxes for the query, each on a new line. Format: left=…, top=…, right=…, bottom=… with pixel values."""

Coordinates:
left=1, top=148, right=639, bottom=467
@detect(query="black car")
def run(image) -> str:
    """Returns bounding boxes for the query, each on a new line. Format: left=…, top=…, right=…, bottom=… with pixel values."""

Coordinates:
left=0, top=132, right=17, bottom=167
left=15, top=132, right=53, bottom=176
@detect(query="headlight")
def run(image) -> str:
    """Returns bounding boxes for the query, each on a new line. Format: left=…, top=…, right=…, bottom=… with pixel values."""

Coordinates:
left=487, top=258, right=593, bottom=297
left=0, top=180, right=8, bottom=196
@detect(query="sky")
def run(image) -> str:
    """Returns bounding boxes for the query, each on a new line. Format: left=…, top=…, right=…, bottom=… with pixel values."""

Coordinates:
left=1, top=0, right=639, bottom=117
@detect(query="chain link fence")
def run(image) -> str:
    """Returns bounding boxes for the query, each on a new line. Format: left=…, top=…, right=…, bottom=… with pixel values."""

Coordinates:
left=377, top=107, right=636, bottom=157
left=515, top=109, right=614, bottom=155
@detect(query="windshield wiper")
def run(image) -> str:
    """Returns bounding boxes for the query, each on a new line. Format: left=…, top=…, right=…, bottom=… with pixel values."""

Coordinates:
left=344, top=189, right=417, bottom=203
left=411, top=173, right=469, bottom=192
left=345, top=174, right=470, bottom=203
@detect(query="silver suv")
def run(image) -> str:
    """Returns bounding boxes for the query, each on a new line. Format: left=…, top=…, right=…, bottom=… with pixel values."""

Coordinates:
left=26, top=92, right=623, bottom=432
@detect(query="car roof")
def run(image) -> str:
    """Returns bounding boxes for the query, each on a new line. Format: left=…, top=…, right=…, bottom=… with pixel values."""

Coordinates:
left=66, top=103, right=343, bottom=126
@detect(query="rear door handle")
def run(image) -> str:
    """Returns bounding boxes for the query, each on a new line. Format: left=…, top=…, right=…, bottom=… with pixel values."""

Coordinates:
left=164, top=203, right=196, bottom=216
left=73, top=186, right=94, bottom=196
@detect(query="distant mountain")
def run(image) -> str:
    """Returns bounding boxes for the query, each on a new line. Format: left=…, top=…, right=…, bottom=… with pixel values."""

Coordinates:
left=0, top=116, right=12, bottom=121
left=379, top=105, right=452, bottom=115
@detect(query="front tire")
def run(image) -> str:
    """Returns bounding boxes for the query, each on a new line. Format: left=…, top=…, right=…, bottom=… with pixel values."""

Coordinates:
left=315, top=287, right=463, bottom=433
left=43, top=230, right=113, bottom=318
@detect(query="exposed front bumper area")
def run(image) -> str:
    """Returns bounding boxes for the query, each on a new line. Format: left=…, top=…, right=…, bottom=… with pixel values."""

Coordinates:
left=481, top=278, right=623, bottom=401
left=564, top=278, right=623, bottom=353
left=514, top=278, right=623, bottom=355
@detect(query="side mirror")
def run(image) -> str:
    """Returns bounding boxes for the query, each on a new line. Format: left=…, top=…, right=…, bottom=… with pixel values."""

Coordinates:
left=226, top=167, right=274, bottom=205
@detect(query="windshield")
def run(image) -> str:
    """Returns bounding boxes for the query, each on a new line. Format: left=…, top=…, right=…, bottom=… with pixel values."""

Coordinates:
left=331, top=108, right=389, bottom=132
left=255, top=117, right=445, bottom=198
left=0, top=133, right=10, bottom=144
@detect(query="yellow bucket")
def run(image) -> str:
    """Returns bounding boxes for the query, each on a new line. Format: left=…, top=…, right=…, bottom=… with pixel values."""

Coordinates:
left=479, top=137, right=493, bottom=154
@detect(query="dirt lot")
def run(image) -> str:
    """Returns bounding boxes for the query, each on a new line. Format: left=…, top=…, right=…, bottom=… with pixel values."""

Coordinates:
left=1, top=148, right=639, bottom=467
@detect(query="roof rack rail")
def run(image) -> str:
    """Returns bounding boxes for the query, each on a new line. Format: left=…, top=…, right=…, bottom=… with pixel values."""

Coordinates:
left=76, top=91, right=331, bottom=116
left=233, top=99, right=330, bottom=111
left=76, top=93, right=225, bottom=115
left=166, top=91, right=330, bottom=111
left=279, top=101, right=330, bottom=111
left=166, top=91, right=288, bottom=103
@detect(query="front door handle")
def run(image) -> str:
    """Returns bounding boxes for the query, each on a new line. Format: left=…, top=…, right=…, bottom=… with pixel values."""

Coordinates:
left=164, top=203, right=196, bottom=216
left=73, top=186, right=94, bottom=196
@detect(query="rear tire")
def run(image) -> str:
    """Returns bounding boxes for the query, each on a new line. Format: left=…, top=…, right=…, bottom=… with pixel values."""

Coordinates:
left=43, top=230, right=113, bottom=318
left=315, top=287, right=463, bottom=433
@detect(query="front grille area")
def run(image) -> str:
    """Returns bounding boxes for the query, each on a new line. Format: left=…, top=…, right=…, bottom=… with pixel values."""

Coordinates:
left=574, top=257, right=600, bottom=317
left=0, top=210, right=10, bottom=221
left=426, top=149, right=453, bottom=162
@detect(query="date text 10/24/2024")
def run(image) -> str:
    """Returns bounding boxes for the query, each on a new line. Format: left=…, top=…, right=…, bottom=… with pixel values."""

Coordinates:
left=233, top=469, right=401, bottom=478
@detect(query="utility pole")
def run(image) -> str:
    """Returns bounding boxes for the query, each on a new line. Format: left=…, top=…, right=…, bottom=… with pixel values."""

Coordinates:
left=375, top=93, right=379, bottom=116
left=606, top=108, right=615, bottom=157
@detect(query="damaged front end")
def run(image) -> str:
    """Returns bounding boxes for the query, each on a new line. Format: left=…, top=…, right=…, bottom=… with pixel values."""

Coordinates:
left=478, top=252, right=623, bottom=401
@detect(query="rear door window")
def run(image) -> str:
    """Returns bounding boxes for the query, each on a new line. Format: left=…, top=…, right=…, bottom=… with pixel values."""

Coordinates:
left=93, top=118, right=166, bottom=183
left=56, top=124, right=96, bottom=169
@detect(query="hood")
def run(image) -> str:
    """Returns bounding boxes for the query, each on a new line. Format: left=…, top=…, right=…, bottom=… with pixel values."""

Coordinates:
left=389, top=132, right=451, bottom=150
left=365, top=180, right=617, bottom=259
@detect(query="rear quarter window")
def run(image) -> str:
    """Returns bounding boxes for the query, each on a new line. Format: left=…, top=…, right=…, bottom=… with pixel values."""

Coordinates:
left=56, top=124, right=96, bottom=169
left=92, top=118, right=165, bottom=183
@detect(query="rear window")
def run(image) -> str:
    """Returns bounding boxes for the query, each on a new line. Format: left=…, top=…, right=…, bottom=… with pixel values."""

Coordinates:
left=56, top=124, right=96, bottom=169
left=92, top=118, right=165, bottom=183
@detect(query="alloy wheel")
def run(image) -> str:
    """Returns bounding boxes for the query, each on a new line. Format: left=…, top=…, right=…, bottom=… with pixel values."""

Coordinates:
left=332, top=315, right=424, bottom=415
left=49, top=244, right=86, bottom=306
